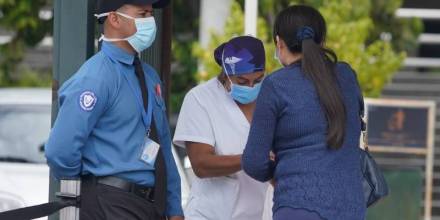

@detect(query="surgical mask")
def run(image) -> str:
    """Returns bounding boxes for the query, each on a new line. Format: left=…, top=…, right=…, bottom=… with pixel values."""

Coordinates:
left=95, top=12, right=157, bottom=53
left=228, top=80, right=262, bottom=104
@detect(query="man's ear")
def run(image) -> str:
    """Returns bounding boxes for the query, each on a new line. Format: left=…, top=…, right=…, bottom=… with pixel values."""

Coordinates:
left=106, top=12, right=121, bottom=29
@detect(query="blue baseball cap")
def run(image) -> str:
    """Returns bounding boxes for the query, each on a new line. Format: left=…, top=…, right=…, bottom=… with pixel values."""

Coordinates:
left=96, top=0, right=170, bottom=14
left=214, top=36, right=266, bottom=76
left=96, top=0, right=170, bottom=23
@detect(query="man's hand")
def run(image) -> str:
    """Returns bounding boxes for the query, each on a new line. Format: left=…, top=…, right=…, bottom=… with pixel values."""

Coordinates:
left=168, top=216, right=184, bottom=220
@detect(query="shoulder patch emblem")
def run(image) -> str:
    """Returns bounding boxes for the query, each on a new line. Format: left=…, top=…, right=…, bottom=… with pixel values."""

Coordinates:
left=79, top=91, right=97, bottom=111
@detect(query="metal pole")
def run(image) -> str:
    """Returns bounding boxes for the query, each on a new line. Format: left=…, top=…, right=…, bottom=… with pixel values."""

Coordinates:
left=140, top=3, right=172, bottom=112
left=199, top=0, right=231, bottom=48
left=50, top=0, right=96, bottom=220
left=159, top=2, right=172, bottom=112
left=244, top=0, right=258, bottom=36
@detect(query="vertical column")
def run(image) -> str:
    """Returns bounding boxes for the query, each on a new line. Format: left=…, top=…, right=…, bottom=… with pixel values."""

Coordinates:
left=244, top=0, right=258, bottom=36
left=140, top=3, right=172, bottom=112
left=50, top=0, right=96, bottom=220
left=199, top=0, right=231, bottom=48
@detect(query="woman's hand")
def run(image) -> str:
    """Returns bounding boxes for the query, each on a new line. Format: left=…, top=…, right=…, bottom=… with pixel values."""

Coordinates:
left=168, top=216, right=184, bottom=220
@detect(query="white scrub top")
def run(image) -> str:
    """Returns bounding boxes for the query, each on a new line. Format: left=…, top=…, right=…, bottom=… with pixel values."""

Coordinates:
left=173, top=78, right=269, bottom=220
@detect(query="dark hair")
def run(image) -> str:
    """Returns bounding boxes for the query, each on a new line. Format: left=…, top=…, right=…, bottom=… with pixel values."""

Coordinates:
left=273, top=5, right=346, bottom=150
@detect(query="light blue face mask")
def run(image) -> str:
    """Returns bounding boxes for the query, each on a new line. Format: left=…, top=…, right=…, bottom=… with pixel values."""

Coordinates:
left=228, top=80, right=262, bottom=104
left=96, top=12, right=157, bottom=53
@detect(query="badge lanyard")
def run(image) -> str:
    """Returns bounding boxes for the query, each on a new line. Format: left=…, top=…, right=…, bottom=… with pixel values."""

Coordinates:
left=117, top=63, right=153, bottom=135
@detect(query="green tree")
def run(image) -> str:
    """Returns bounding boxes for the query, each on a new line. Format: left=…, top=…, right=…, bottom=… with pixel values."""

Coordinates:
left=320, top=0, right=405, bottom=97
left=192, top=1, right=278, bottom=82
left=255, top=0, right=422, bottom=54
left=170, top=0, right=200, bottom=113
left=0, top=0, right=52, bottom=87
left=194, top=0, right=422, bottom=97
left=367, top=0, right=423, bottom=53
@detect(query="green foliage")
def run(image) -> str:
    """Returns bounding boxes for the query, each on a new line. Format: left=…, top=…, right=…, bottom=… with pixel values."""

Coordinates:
left=171, top=40, right=198, bottom=113
left=367, top=0, right=423, bottom=52
left=170, top=0, right=200, bottom=113
left=0, top=0, right=52, bottom=87
left=192, top=2, right=243, bottom=82
left=319, top=0, right=406, bottom=97
left=193, top=1, right=280, bottom=82
left=14, top=67, right=51, bottom=87
left=193, top=0, right=420, bottom=98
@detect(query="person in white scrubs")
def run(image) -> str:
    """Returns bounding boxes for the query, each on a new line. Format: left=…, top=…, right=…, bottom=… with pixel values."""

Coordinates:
left=173, top=36, right=270, bottom=220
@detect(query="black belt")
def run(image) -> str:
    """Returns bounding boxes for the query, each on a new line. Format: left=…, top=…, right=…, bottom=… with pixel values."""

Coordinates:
left=88, top=176, right=155, bottom=202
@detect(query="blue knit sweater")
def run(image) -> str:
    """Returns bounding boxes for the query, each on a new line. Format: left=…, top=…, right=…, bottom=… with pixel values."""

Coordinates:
left=242, top=62, right=366, bottom=220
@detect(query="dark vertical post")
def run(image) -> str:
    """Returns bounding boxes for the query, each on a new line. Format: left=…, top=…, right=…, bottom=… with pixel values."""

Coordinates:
left=141, top=2, right=173, bottom=114
left=50, top=0, right=96, bottom=219
left=160, top=3, right=173, bottom=114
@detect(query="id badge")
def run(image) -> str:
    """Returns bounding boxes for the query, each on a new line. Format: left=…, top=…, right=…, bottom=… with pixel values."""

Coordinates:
left=140, top=136, right=160, bottom=165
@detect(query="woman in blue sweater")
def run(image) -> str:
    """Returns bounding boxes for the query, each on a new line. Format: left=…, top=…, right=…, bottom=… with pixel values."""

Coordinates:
left=242, top=5, right=366, bottom=220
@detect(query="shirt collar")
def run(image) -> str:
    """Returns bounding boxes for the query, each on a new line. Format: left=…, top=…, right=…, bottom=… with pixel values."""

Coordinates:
left=101, top=41, right=135, bottom=65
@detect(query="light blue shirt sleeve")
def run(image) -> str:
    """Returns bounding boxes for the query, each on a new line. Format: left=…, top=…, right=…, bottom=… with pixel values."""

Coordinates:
left=45, top=65, right=109, bottom=179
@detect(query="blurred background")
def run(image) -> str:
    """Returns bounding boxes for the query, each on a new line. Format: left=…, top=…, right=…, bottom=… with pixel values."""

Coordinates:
left=0, top=0, right=439, bottom=219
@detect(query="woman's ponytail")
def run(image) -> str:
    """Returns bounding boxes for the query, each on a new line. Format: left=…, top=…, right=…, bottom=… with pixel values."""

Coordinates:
left=299, top=27, right=346, bottom=149
left=274, top=6, right=347, bottom=149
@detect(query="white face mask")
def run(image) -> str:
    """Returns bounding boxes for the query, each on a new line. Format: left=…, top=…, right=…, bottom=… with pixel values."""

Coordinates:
left=95, top=12, right=157, bottom=53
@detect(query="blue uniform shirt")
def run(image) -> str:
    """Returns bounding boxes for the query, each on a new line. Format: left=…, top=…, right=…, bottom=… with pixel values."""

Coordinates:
left=45, top=41, right=183, bottom=216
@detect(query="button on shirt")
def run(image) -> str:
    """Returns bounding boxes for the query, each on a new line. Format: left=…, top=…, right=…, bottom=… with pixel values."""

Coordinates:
left=45, top=41, right=183, bottom=216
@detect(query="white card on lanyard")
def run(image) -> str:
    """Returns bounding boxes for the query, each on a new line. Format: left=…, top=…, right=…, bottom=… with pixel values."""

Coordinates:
left=140, top=136, right=160, bottom=165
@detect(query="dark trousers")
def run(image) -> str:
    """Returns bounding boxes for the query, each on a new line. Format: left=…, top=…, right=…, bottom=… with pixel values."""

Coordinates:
left=79, top=177, right=160, bottom=220
left=273, top=207, right=324, bottom=220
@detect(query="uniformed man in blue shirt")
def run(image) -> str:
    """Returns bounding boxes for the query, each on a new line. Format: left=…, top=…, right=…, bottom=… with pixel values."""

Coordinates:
left=45, top=0, right=183, bottom=219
